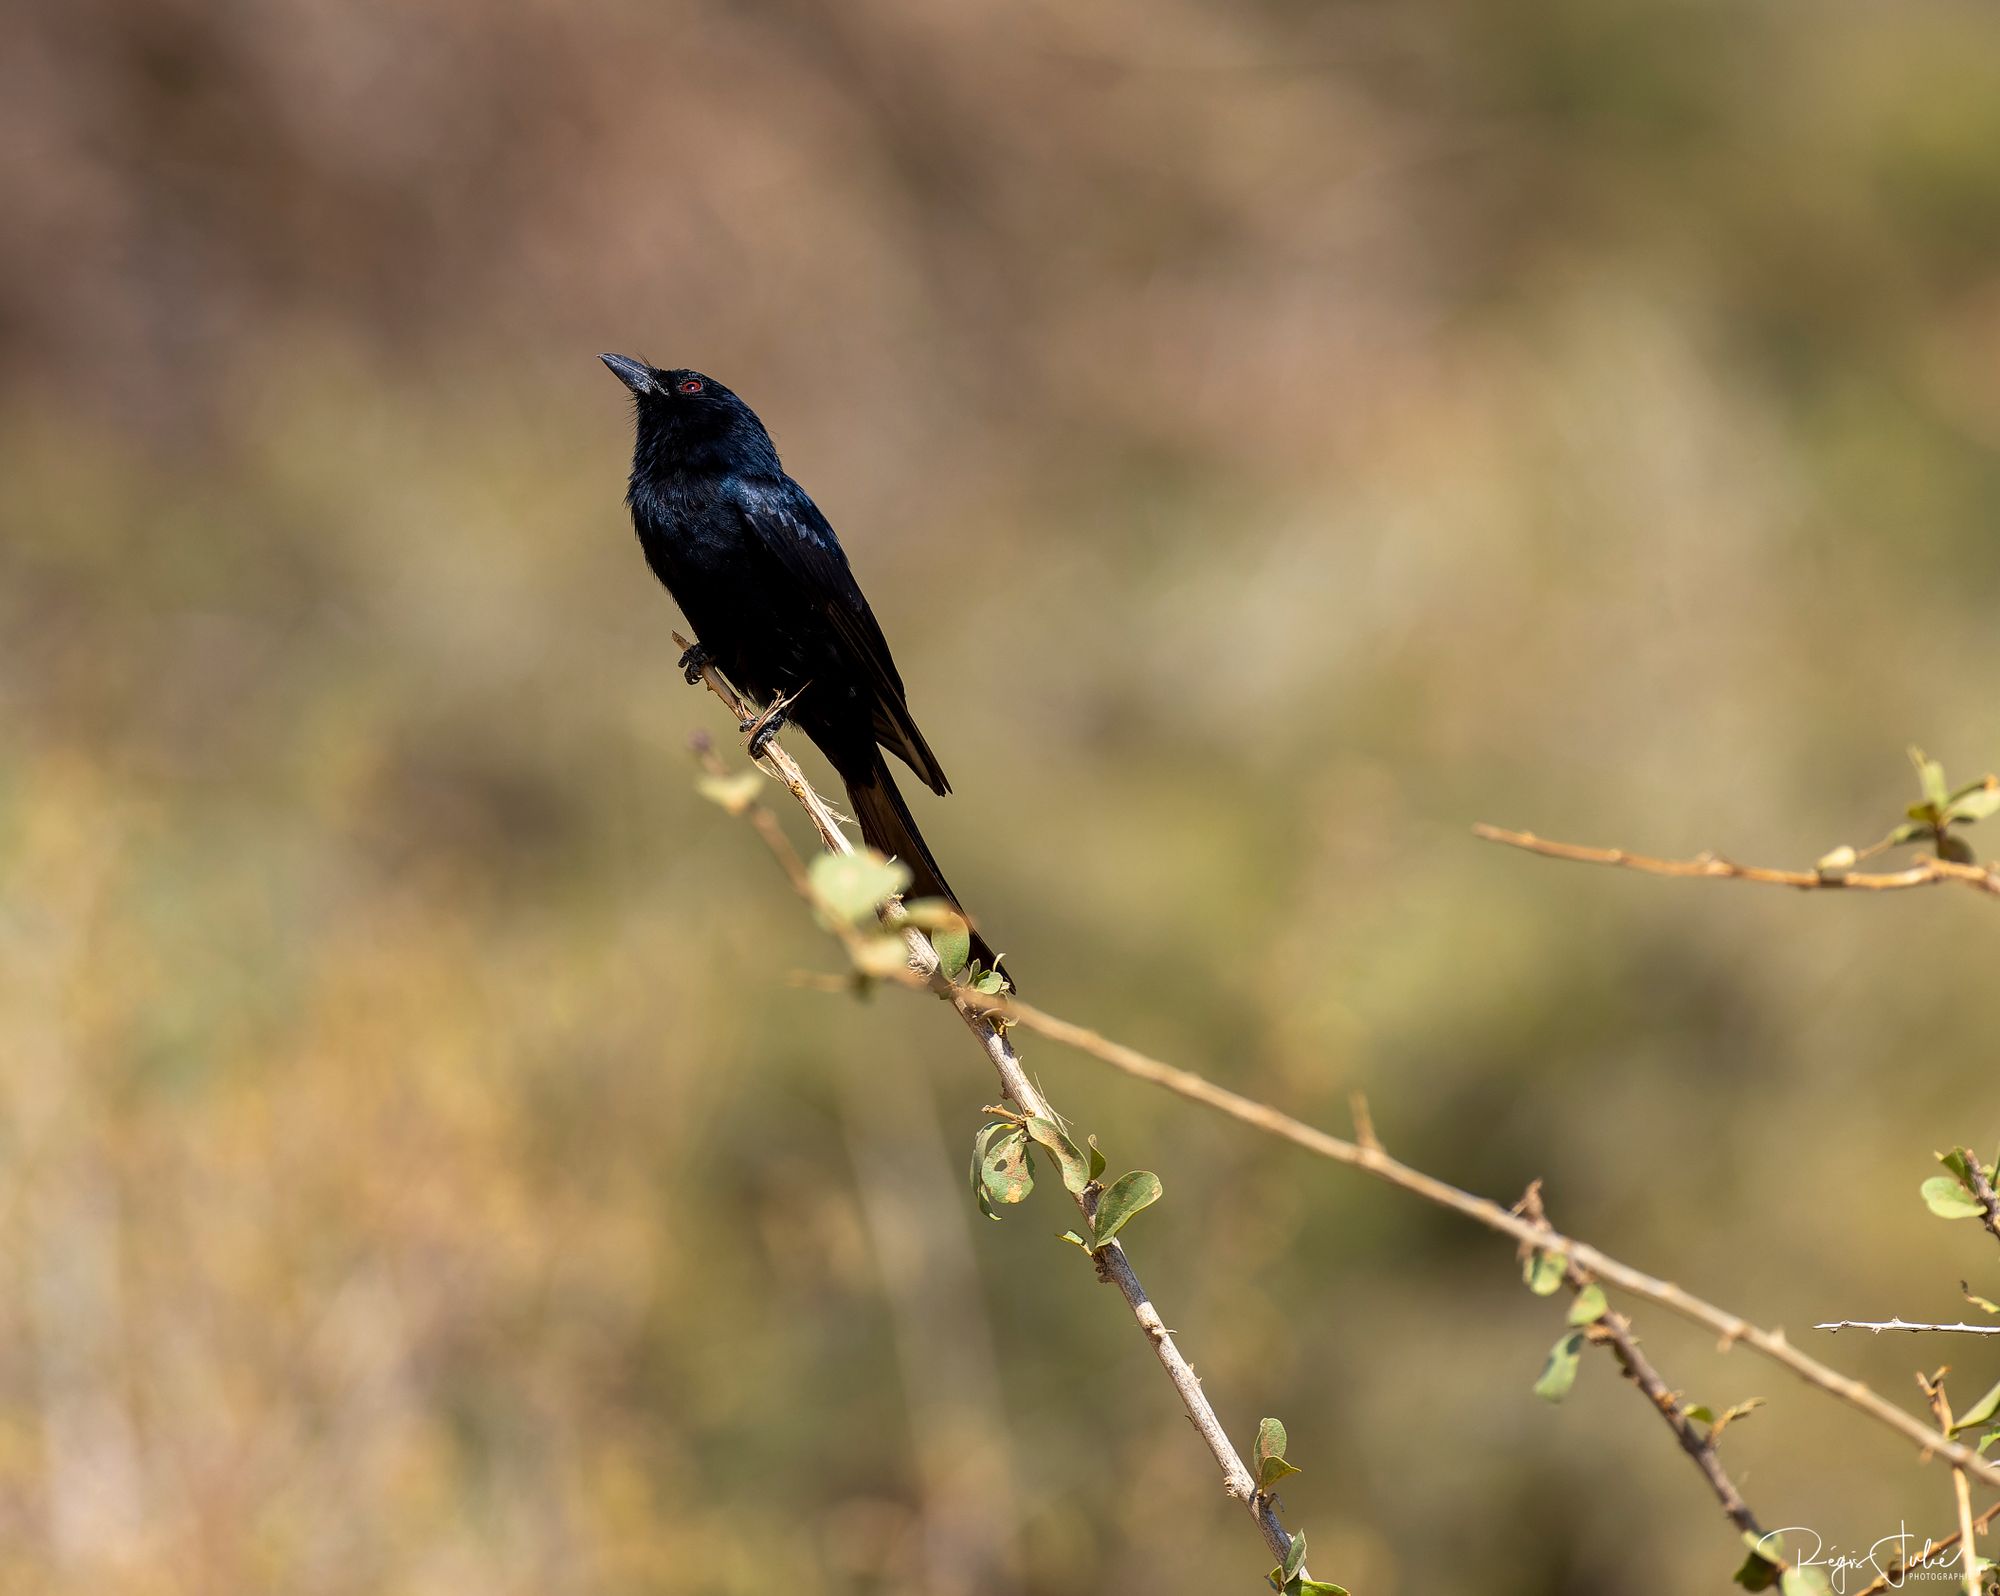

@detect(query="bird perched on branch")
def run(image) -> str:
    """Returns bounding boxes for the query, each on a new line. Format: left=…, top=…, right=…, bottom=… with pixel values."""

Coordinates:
left=601, top=354, right=1005, bottom=979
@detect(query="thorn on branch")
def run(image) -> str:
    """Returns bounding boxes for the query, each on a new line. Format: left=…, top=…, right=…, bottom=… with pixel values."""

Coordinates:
left=1349, top=1091, right=1381, bottom=1155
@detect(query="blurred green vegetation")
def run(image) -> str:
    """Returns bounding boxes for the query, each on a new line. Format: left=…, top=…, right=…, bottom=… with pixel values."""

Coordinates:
left=4, top=1, right=2000, bottom=1591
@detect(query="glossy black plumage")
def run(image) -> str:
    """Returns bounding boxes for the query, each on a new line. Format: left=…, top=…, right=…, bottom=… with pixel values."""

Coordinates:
left=602, top=355, right=1001, bottom=975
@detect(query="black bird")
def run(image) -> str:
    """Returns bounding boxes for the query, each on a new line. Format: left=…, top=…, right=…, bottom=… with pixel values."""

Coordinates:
left=602, top=355, right=1004, bottom=977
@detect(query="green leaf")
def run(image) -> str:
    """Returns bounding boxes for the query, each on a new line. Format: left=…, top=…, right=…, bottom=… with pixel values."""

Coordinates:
left=1961, top=1281, right=2000, bottom=1315
left=1086, top=1135, right=1107, bottom=1183
left=1978, top=1430, right=2000, bottom=1456
left=1734, top=1532, right=1785, bottom=1591
left=1941, top=1148, right=1975, bottom=1184
left=932, top=922, right=972, bottom=980
left=971, top=1123, right=1003, bottom=1219
left=1945, top=783, right=2000, bottom=825
left=1524, top=1248, right=1567, bottom=1296
left=1090, top=1170, right=1162, bottom=1248
left=1271, top=1578, right=1352, bottom=1596
left=1888, top=819, right=1934, bottom=847
left=810, top=850, right=912, bottom=924
left=1056, top=1229, right=1091, bottom=1252
left=1532, top=1331, right=1585, bottom=1403
left=1912, top=747, right=1949, bottom=810
left=1281, top=1531, right=1307, bottom=1584
left=1024, top=1118, right=1092, bottom=1196
left=1568, top=1284, right=1608, bottom=1324
left=1922, top=1175, right=1983, bottom=1220
left=983, top=1133, right=1033, bottom=1207
left=1259, top=1454, right=1303, bottom=1491
left=972, top=1123, right=1033, bottom=1216
left=1253, top=1417, right=1301, bottom=1492
left=1780, top=1567, right=1833, bottom=1596
left=694, top=769, right=763, bottom=814
left=1682, top=1404, right=1714, bottom=1425
left=900, top=900, right=972, bottom=978
left=1953, top=1376, right=2000, bottom=1433
left=970, top=965, right=1007, bottom=995
left=1254, top=1417, right=1288, bottom=1468
left=1732, top=1562, right=1779, bottom=1596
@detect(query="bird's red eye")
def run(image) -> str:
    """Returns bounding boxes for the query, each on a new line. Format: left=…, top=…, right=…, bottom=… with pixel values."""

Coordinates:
left=677, top=378, right=703, bottom=395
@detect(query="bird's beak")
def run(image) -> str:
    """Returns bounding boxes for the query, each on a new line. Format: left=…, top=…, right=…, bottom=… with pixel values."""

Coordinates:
left=599, top=353, right=655, bottom=395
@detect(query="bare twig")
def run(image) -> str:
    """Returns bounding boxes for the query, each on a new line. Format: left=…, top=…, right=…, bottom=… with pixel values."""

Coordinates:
left=941, top=988, right=2000, bottom=1491
left=1920, top=1372, right=1983, bottom=1596
left=1472, top=824, right=2000, bottom=898
left=672, top=636, right=1308, bottom=1578
left=1817, top=1320, right=2000, bottom=1336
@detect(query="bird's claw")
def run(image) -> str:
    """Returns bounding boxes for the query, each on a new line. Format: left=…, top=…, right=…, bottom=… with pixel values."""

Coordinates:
left=678, top=642, right=710, bottom=685
left=744, top=705, right=789, bottom=761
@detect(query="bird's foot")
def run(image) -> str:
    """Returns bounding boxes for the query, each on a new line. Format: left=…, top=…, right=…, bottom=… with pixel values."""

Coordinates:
left=677, top=642, right=710, bottom=685
left=742, top=702, right=790, bottom=761
left=740, top=683, right=809, bottom=760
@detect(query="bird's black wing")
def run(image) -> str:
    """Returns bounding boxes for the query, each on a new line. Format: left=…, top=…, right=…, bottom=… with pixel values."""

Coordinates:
left=729, top=476, right=951, bottom=795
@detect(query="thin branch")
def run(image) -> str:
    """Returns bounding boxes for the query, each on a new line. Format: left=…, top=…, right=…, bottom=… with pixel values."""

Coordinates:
left=1472, top=823, right=2000, bottom=899
left=1817, top=1320, right=2000, bottom=1336
left=1965, top=1158, right=2000, bottom=1255
left=1920, top=1373, right=1983, bottom=1596
left=940, top=988, right=2000, bottom=1492
left=673, top=637, right=1308, bottom=1578
left=1592, top=1308, right=1764, bottom=1536
left=1850, top=1498, right=2000, bottom=1596
left=681, top=650, right=2000, bottom=1566
left=1518, top=1184, right=1768, bottom=1546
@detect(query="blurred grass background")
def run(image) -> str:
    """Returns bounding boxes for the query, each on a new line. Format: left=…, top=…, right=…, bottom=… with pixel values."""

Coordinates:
left=4, top=1, right=2000, bottom=1591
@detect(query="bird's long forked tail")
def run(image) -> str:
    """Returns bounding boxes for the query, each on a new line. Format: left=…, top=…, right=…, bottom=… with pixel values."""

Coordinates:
left=844, top=756, right=1007, bottom=984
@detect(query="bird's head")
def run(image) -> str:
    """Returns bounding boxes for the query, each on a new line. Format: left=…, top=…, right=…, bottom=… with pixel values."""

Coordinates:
left=600, top=355, right=780, bottom=478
